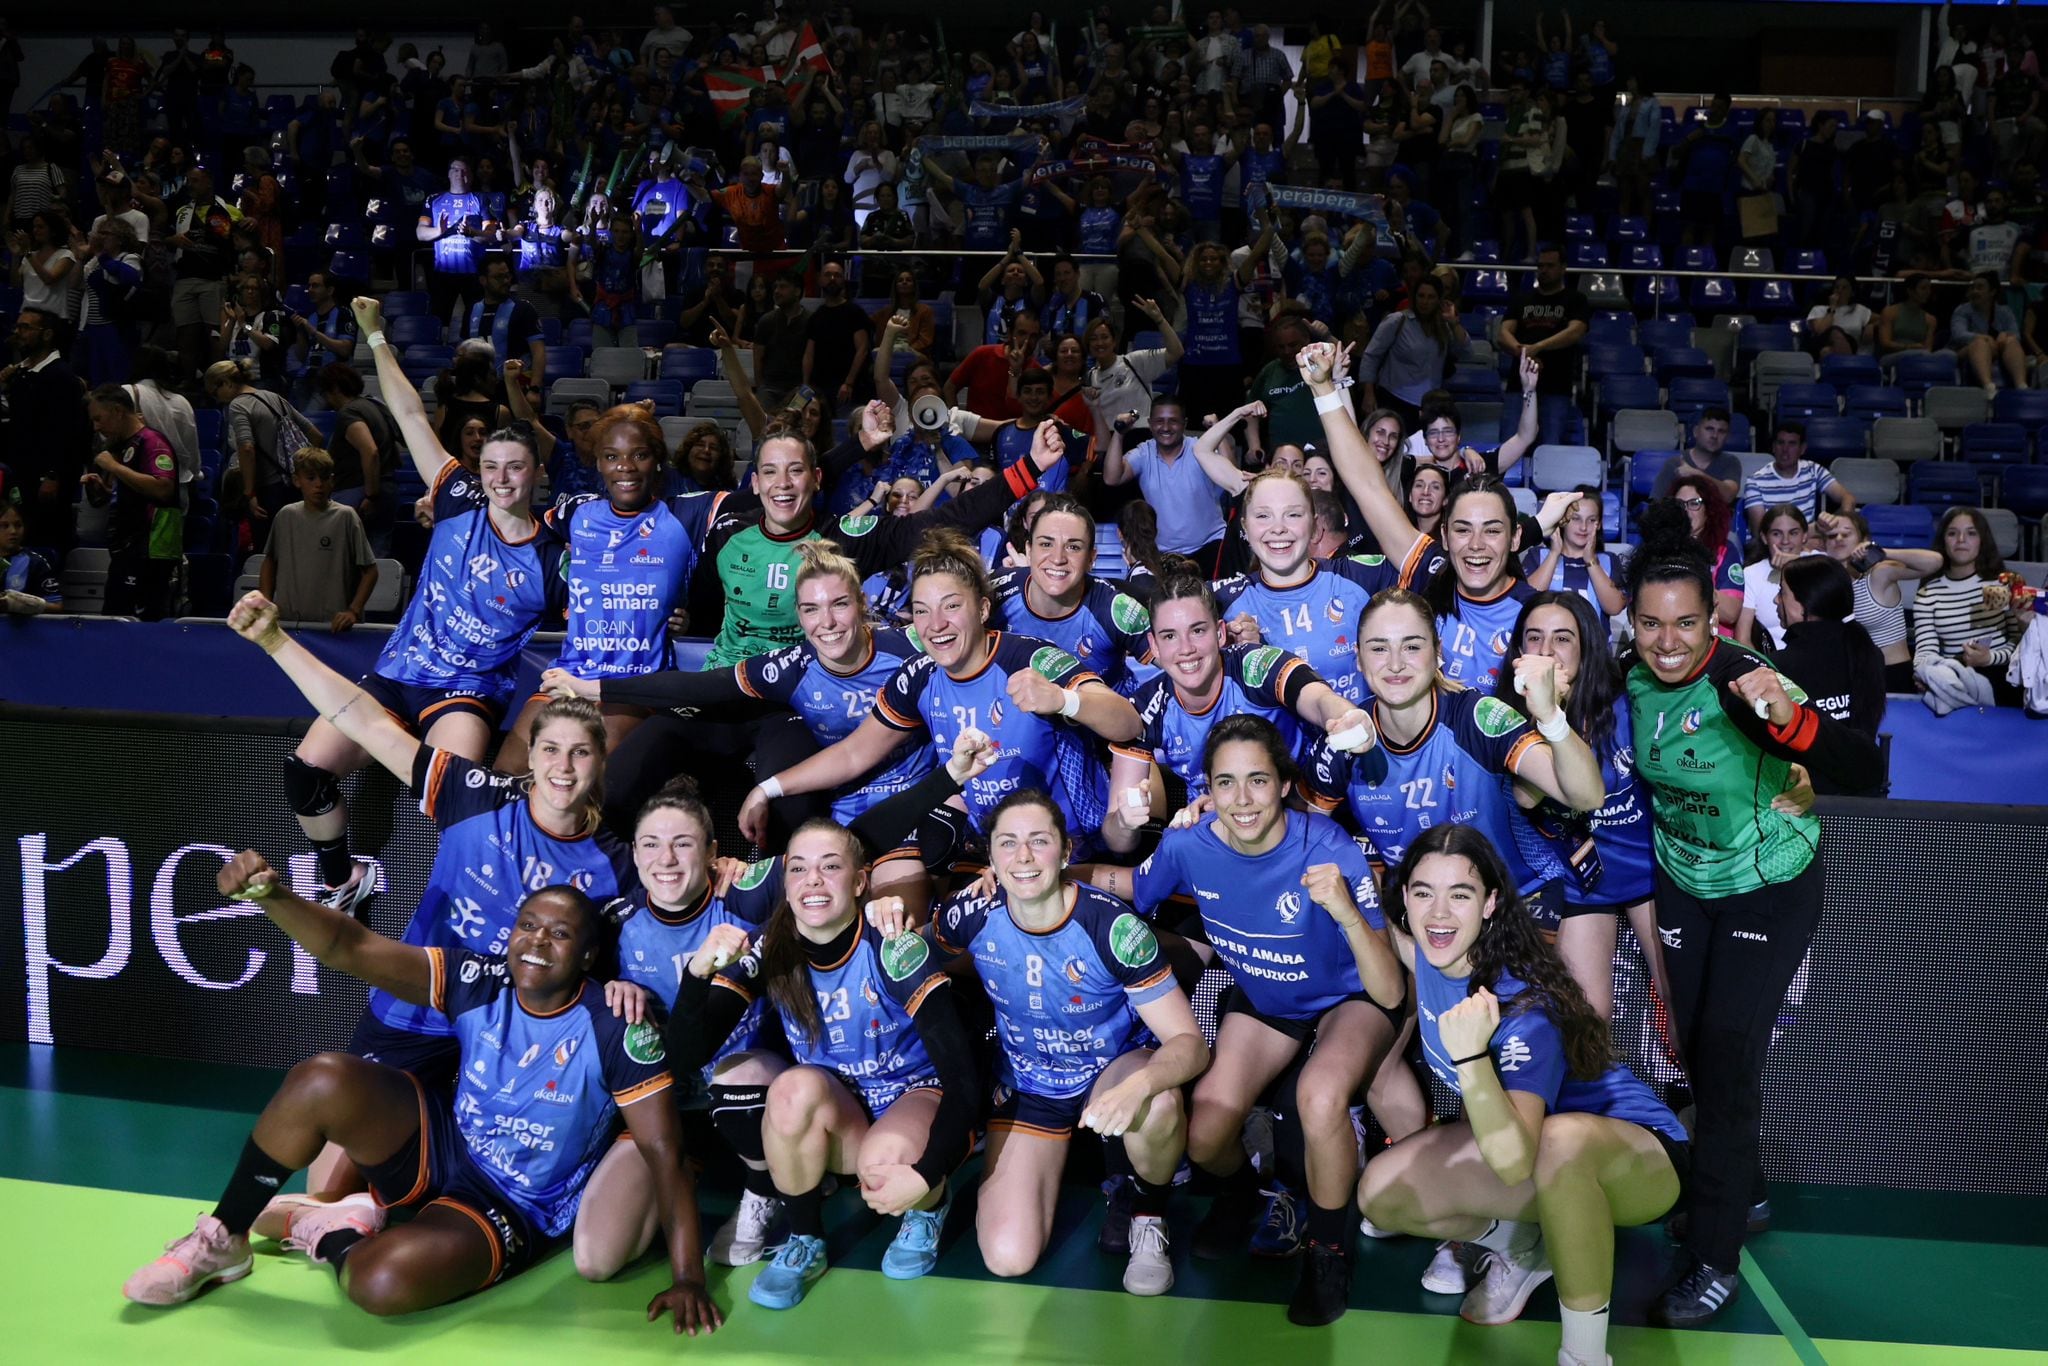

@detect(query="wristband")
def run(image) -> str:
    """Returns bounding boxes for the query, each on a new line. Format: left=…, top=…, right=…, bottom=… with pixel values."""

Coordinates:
left=1314, top=390, right=1349, bottom=415
left=1451, top=1049, right=1493, bottom=1067
left=366, top=331, right=388, bottom=350
left=1059, top=688, right=1083, bottom=719
left=758, top=776, right=784, bottom=800
left=1535, top=710, right=1572, bottom=744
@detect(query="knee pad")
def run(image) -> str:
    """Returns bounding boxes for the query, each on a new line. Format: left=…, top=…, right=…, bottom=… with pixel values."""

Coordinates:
left=918, top=804, right=972, bottom=874
left=710, top=1083, right=769, bottom=1163
left=284, top=755, right=343, bottom=818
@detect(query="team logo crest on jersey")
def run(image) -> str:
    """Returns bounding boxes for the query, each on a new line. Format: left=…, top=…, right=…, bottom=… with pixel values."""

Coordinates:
left=1614, top=746, right=1634, bottom=778
left=1063, top=959, right=1087, bottom=985
left=459, top=957, right=482, bottom=983
left=623, top=1020, right=666, bottom=1064
left=1349, top=553, right=1388, bottom=567
left=988, top=700, right=1006, bottom=727
left=1275, top=891, right=1303, bottom=924
left=735, top=859, right=775, bottom=891
left=1240, top=646, right=1285, bottom=688
left=554, top=1038, right=579, bottom=1067
left=1728, top=562, right=1745, bottom=587
left=882, top=932, right=930, bottom=981
left=505, top=568, right=527, bottom=590
left=607, top=528, right=627, bottom=549
left=839, top=514, right=880, bottom=536
left=466, top=767, right=488, bottom=788
left=861, top=978, right=880, bottom=1005
left=1472, top=696, right=1524, bottom=738
left=1489, top=630, right=1512, bottom=658
left=1680, top=708, right=1704, bottom=735
left=638, top=520, right=655, bottom=538
left=1110, top=592, right=1150, bottom=635
left=1031, top=646, right=1079, bottom=679
left=1326, top=596, right=1346, bottom=624
left=1108, top=913, right=1158, bottom=968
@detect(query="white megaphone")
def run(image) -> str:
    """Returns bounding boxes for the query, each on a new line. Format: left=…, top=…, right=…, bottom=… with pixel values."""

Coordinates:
left=911, top=394, right=950, bottom=433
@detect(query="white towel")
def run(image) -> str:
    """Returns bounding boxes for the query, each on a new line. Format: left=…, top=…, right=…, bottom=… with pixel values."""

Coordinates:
left=2008, top=614, right=2048, bottom=716
left=1916, top=656, right=1995, bottom=716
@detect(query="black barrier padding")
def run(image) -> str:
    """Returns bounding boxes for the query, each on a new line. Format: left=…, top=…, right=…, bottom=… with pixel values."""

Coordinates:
left=2, top=708, right=2043, bottom=1194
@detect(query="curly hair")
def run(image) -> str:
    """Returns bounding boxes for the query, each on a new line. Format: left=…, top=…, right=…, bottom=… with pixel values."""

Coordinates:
left=676, top=419, right=737, bottom=489
left=589, top=403, right=669, bottom=467
left=1667, top=467, right=1734, bottom=558
left=1384, top=824, right=1615, bottom=1078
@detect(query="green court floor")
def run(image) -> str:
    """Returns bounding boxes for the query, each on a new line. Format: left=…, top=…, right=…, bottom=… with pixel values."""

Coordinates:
left=6, top=1045, right=2044, bottom=1365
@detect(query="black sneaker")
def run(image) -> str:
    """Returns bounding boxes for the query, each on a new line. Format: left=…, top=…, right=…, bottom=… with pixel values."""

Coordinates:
left=1665, top=1199, right=1772, bottom=1243
left=1654, top=1260, right=1742, bottom=1328
left=1191, top=1183, right=1262, bottom=1261
left=1285, top=1241, right=1353, bottom=1327
left=1097, top=1177, right=1136, bottom=1256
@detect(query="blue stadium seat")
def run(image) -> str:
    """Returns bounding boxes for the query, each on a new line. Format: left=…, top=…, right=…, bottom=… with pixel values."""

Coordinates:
left=1786, top=249, right=1829, bottom=276
left=1623, top=243, right=1665, bottom=270
left=1678, top=245, right=1720, bottom=272
left=1802, top=415, right=1871, bottom=462
left=659, top=348, right=721, bottom=384
left=1568, top=242, right=1609, bottom=268
left=1463, top=268, right=1513, bottom=304
left=1653, top=346, right=1715, bottom=382
left=1563, top=212, right=1595, bottom=241
left=1630, top=449, right=1678, bottom=504
left=1775, top=383, right=1840, bottom=421
left=1586, top=346, right=1646, bottom=383
left=386, top=315, right=444, bottom=349
left=1608, top=216, right=1648, bottom=246
left=195, top=409, right=223, bottom=454
left=1844, top=384, right=1909, bottom=423
left=2003, top=467, right=2048, bottom=554
left=1446, top=368, right=1503, bottom=399
left=1467, top=239, right=1503, bottom=263
left=1690, top=276, right=1739, bottom=311
left=1631, top=275, right=1682, bottom=312
left=1735, top=323, right=1800, bottom=367
left=1908, top=461, right=1983, bottom=509
left=1959, top=422, right=2030, bottom=467
left=1861, top=503, right=1936, bottom=548
left=1639, top=318, right=1693, bottom=353
left=1889, top=350, right=1958, bottom=403
left=1667, top=377, right=1731, bottom=424
left=1818, top=353, right=1882, bottom=392
left=1584, top=316, right=1634, bottom=349
left=566, top=318, right=595, bottom=349
left=632, top=320, right=679, bottom=348
left=1991, top=388, right=2048, bottom=438
left=1596, top=374, right=1661, bottom=422
left=624, top=380, right=685, bottom=416
left=542, top=344, right=588, bottom=381
left=1746, top=279, right=1799, bottom=316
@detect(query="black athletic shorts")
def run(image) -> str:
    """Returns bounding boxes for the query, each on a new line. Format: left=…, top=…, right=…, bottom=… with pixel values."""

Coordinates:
left=361, top=1073, right=555, bottom=1287
left=1652, top=1127, right=1693, bottom=1210
left=347, top=1008, right=462, bottom=1093
left=988, top=1083, right=1090, bottom=1140
left=1221, top=987, right=1403, bottom=1043
left=359, top=671, right=503, bottom=733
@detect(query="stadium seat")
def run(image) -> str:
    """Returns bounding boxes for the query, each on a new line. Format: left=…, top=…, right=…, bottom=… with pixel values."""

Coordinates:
left=1730, top=246, right=1777, bottom=275
left=1580, top=272, right=1630, bottom=311
left=1923, top=386, right=1991, bottom=436
left=1869, top=417, right=1943, bottom=465
left=1632, top=275, right=1683, bottom=313
left=546, top=377, right=611, bottom=414
left=1638, top=318, right=1691, bottom=353
left=1751, top=352, right=1816, bottom=413
left=1746, top=279, right=1800, bottom=316
left=1786, top=249, right=1829, bottom=276
left=1447, top=368, right=1503, bottom=400
left=1802, top=415, right=1871, bottom=463
left=542, top=345, right=589, bottom=382
left=1666, top=377, right=1731, bottom=424
left=2001, top=467, right=2048, bottom=555
left=1735, top=324, right=1801, bottom=375
left=1907, top=461, right=1982, bottom=510
left=1567, top=242, right=1610, bottom=268
left=1624, top=243, right=1666, bottom=271
left=1678, top=245, right=1720, bottom=272
left=1563, top=212, right=1595, bottom=240
left=1991, top=388, right=2048, bottom=439
left=1629, top=449, right=1678, bottom=504
left=1844, top=384, right=1909, bottom=422
left=628, top=320, right=679, bottom=349
left=1595, top=374, right=1661, bottom=425
left=660, top=348, right=722, bottom=384
left=1774, top=383, right=1840, bottom=422
left=1457, top=400, right=1503, bottom=439
left=1610, top=408, right=1684, bottom=459
left=1887, top=350, right=1958, bottom=403
left=1586, top=346, right=1647, bottom=383
left=1861, top=503, right=1936, bottom=548
left=380, top=290, right=430, bottom=318
left=195, top=409, right=223, bottom=454
left=1829, top=457, right=1903, bottom=506
left=1959, top=422, right=2030, bottom=468
left=1584, top=316, right=1634, bottom=349
left=1653, top=346, right=1715, bottom=383
left=623, top=380, right=685, bottom=416
left=1690, top=276, right=1740, bottom=312
left=1818, top=354, right=1882, bottom=392
left=1982, top=507, right=2022, bottom=559
left=365, top=559, right=407, bottom=620
left=385, top=315, right=444, bottom=349
left=588, top=347, right=650, bottom=388
left=1528, top=444, right=1603, bottom=494
left=1463, top=268, right=1513, bottom=304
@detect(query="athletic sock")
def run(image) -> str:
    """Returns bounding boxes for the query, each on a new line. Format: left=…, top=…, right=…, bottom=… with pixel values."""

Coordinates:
left=211, top=1137, right=295, bottom=1234
left=312, top=835, right=354, bottom=890
left=1470, top=1218, right=1539, bottom=1258
left=742, top=1162, right=781, bottom=1198
left=316, top=1228, right=366, bottom=1272
left=784, top=1185, right=825, bottom=1239
left=1305, top=1199, right=1351, bottom=1248
left=1130, top=1174, right=1173, bottom=1219
left=1195, top=1157, right=1259, bottom=1197
left=1560, top=1302, right=1612, bottom=1364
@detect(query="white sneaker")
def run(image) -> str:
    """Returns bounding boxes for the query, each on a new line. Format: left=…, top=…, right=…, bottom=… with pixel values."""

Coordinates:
left=1357, top=1212, right=1400, bottom=1239
left=317, top=859, right=378, bottom=921
left=1558, top=1351, right=1612, bottom=1366
left=709, top=1189, right=786, bottom=1267
left=1461, top=1238, right=1553, bottom=1325
left=1123, top=1215, right=1174, bottom=1296
left=1421, top=1239, right=1471, bottom=1294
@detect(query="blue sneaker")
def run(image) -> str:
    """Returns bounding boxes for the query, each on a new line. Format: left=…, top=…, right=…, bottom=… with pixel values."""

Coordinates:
left=1249, top=1184, right=1303, bottom=1258
left=747, top=1233, right=828, bottom=1309
left=880, top=1186, right=952, bottom=1280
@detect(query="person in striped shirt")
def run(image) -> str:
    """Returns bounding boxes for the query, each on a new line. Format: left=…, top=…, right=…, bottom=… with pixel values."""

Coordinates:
left=1740, top=422, right=1856, bottom=538
left=1912, top=507, right=2024, bottom=710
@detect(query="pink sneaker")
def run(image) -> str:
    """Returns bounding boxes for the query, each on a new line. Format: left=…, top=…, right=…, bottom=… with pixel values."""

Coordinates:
left=123, top=1214, right=253, bottom=1306
left=279, top=1192, right=386, bottom=1264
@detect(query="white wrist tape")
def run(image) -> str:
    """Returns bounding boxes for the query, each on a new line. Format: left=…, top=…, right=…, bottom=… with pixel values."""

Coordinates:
left=1313, top=390, right=1348, bottom=415
left=1536, top=710, right=1572, bottom=744
left=366, top=331, right=388, bottom=350
left=1059, top=688, right=1083, bottom=719
left=758, top=776, right=785, bottom=800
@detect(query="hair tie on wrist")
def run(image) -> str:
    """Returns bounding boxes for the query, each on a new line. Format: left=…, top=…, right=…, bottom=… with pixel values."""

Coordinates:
left=1451, top=1049, right=1492, bottom=1066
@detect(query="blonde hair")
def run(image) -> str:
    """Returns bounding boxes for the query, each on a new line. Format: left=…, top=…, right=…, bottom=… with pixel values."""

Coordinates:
left=205, top=358, right=256, bottom=395
left=791, top=539, right=863, bottom=597
left=292, top=446, right=335, bottom=477
left=524, top=697, right=608, bottom=836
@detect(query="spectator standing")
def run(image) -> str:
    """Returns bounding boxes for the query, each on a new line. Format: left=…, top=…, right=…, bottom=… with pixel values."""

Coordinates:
left=82, top=385, right=180, bottom=620
left=0, top=308, right=93, bottom=551
left=1103, top=396, right=1230, bottom=568
left=751, top=272, right=813, bottom=411
left=805, top=259, right=873, bottom=410
left=1500, top=244, right=1590, bottom=445
left=418, top=159, right=490, bottom=329
left=259, top=448, right=378, bottom=631
left=167, top=167, right=240, bottom=389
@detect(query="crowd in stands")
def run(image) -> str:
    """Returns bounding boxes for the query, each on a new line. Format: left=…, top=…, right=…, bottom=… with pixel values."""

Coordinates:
left=2, top=2, right=2047, bottom=721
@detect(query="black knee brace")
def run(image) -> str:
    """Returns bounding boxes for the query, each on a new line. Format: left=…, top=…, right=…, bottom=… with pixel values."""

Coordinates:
left=284, top=755, right=343, bottom=818
left=710, top=1083, right=769, bottom=1164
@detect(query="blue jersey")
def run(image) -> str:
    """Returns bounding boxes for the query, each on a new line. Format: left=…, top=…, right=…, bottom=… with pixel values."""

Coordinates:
left=1522, top=549, right=1617, bottom=632
left=989, top=568, right=1152, bottom=695
left=1526, top=697, right=1657, bottom=906
left=1241, top=146, right=1287, bottom=208
left=1214, top=545, right=1434, bottom=704
left=875, top=630, right=1110, bottom=838
left=1078, top=206, right=1122, bottom=255
left=433, top=950, right=675, bottom=1236
left=372, top=750, right=635, bottom=1037
left=516, top=223, right=568, bottom=273
left=714, top=922, right=950, bottom=1110
left=934, top=883, right=1175, bottom=1098
left=1134, top=808, right=1383, bottom=1021
left=1181, top=279, right=1241, bottom=365
left=5, top=548, right=60, bottom=603
left=991, top=419, right=1074, bottom=493
left=1412, top=955, right=1684, bottom=1142
left=1179, top=152, right=1226, bottom=220
left=1543, top=49, right=1571, bottom=90
left=376, top=463, right=565, bottom=704
left=425, top=192, right=487, bottom=273
left=960, top=182, right=1021, bottom=251
left=1582, top=37, right=1615, bottom=86
left=613, top=882, right=780, bottom=1078
left=1432, top=573, right=1536, bottom=692
left=1116, top=644, right=1320, bottom=793
left=1304, top=686, right=1566, bottom=895
left=545, top=492, right=715, bottom=679
left=738, top=629, right=935, bottom=824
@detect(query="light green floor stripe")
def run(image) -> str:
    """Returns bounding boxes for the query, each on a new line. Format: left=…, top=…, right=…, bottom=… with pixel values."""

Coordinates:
left=1741, top=1247, right=1827, bottom=1366
left=13, top=1178, right=1821, bottom=1365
